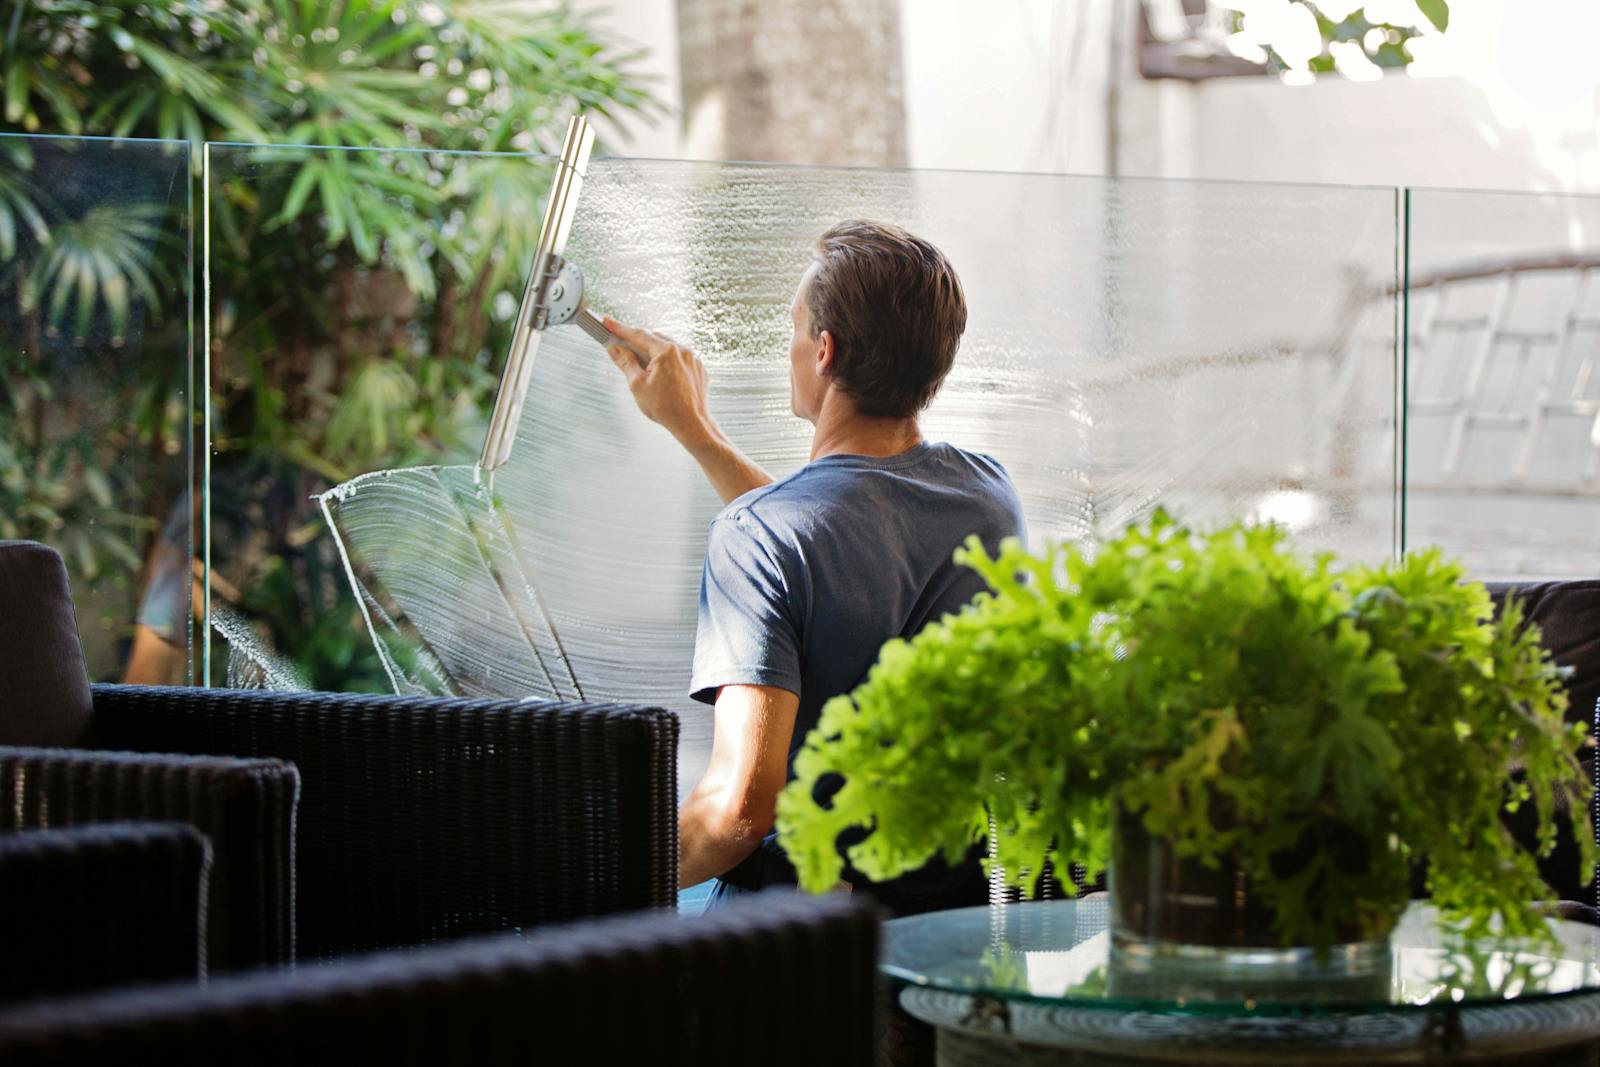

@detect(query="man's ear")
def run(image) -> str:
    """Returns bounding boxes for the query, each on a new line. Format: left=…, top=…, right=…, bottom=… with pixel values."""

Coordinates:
left=815, top=329, right=835, bottom=376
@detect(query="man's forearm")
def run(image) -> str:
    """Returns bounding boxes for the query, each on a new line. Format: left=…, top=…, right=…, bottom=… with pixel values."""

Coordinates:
left=678, top=783, right=767, bottom=889
left=678, top=419, right=774, bottom=504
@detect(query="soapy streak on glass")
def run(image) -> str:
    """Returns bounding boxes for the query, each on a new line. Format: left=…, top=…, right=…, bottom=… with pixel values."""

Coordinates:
left=318, top=159, right=1399, bottom=796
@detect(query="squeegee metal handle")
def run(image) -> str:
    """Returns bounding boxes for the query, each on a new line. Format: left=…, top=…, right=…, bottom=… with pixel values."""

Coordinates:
left=572, top=303, right=652, bottom=366
left=479, top=114, right=595, bottom=472
left=572, top=303, right=613, bottom=347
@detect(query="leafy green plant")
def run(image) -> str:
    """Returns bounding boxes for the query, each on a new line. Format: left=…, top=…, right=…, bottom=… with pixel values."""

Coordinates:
left=777, top=510, right=1592, bottom=949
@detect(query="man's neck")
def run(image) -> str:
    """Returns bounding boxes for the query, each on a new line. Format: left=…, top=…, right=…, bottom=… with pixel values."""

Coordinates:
left=808, top=391, right=923, bottom=462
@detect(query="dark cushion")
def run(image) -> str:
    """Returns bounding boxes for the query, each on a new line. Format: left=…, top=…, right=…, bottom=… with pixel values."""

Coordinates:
left=1486, top=580, right=1600, bottom=726
left=0, top=542, right=92, bottom=747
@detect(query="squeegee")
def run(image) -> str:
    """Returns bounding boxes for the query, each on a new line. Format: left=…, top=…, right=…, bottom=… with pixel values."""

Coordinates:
left=479, top=114, right=635, bottom=471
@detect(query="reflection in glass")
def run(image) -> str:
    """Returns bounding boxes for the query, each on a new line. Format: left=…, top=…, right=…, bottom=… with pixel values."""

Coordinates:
left=0, top=134, right=191, bottom=683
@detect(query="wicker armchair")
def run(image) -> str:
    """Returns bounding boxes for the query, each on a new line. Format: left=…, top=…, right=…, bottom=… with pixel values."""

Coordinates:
left=0, top=822, right=209, bottom=1003
left=0, top=891, right=879, bottom=1067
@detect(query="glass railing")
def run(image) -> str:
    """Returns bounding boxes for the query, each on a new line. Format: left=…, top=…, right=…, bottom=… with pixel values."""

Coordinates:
left=0, top=133, right=193, bottom=684
left=202, top=144, right=1404, bottom=793
left=1402, top=186, right=1600, bottom=579
left=12, top=131, right=1597, bottom=805
left=16, top=137, right=1591, bottom=716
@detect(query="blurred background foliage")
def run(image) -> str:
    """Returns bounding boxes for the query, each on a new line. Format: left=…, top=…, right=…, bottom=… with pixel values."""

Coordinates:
left=0, top=0, right=660, bottom=688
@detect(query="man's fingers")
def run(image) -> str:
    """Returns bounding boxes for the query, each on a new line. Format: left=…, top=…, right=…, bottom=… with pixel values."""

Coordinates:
left=607, top=344, right=645, bottom=385
left=603, top=315, right=674, bottom=359
left=603, top=315, right=652, bottom=347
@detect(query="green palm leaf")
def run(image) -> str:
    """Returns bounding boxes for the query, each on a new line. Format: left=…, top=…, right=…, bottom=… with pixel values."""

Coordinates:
left=24, top=202, right=170, bottom=340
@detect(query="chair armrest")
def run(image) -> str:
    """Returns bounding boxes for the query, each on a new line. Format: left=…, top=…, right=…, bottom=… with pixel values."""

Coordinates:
left=89, top=685, right=678, bottom=957
left=0, top=822, right=209, bottom=1003
left=0, top=746, right=297, bottom=971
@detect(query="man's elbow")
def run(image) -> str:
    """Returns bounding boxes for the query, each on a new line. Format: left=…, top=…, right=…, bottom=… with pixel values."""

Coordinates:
left=706, top=797, right=776, bottom=850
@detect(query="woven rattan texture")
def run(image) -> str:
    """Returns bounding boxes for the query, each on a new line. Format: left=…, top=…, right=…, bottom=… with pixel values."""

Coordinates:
left=0, top=822, right=209, bottom=1002
left=0, top=891, right=877, bottom=1066
left=87, top=685, right=679, bottom=958
left=0, top=746, right=295, bottom=971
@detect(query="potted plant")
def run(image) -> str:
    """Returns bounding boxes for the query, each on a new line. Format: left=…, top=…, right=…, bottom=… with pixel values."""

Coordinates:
left=776, top=510, right=1592, bottom=958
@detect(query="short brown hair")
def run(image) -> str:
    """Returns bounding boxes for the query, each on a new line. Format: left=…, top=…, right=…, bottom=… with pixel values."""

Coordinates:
left=805, top=220, right=967, bottom=419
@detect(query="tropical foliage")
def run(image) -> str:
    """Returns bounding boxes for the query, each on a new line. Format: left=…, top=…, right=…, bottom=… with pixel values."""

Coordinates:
left=777, top=510, right=1591, bottom=950
left=0, top=0, right=657, bottom=685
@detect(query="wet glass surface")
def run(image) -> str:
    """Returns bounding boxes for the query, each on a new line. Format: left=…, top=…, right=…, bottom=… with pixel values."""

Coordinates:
left=207, top=148, right=1400, bottom=794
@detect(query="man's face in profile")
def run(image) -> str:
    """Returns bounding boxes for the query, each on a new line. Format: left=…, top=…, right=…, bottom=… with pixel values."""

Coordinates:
left=788, top=263, right=826, bottom=423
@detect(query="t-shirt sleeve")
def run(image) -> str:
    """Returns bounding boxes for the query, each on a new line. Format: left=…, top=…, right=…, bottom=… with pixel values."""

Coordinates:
left=689, top=513, right=803, bottom=705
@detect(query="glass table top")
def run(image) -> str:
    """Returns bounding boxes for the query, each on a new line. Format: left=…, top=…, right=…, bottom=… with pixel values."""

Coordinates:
left=881, top=898, right=1600, bottom=1018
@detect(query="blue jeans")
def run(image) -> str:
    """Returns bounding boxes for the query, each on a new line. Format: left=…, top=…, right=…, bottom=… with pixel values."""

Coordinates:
left=705, top=837, right=798, bottom=910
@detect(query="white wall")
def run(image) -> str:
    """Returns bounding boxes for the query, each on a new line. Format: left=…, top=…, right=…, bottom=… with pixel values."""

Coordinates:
left=587, top=0, right=1600, bottom=196
left=1189, top=70, right=1600, bottom=193
left=898, top=0, right=1115, bottom=175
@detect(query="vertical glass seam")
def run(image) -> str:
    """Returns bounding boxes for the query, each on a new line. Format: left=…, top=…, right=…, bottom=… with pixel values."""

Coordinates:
left=201, top=142, right=213, bottom=687
left=1398, top=187, right=1411, bottom=562
left=186, top=139, right=197, bottom=685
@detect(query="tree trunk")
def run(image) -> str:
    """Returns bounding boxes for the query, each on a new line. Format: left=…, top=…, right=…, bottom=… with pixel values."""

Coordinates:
left=675, top=0, right=907, bottom=167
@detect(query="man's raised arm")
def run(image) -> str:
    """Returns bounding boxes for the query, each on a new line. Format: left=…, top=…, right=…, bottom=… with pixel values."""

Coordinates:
left=604, top=317, right=774, bottom=504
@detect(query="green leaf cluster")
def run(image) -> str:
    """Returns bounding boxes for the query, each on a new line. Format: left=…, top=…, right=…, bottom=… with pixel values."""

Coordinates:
left=1225, top=1, right=1449, bottom=76
left=777, top=510, right=1592, bottom=949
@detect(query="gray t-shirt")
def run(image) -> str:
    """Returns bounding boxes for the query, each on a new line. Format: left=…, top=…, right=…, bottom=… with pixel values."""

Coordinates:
left=689, top=440, right=1025, bottom=901
left=691, top=440, right=1025, bottom=738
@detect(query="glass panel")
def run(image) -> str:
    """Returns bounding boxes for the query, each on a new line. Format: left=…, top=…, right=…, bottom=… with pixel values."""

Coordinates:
left=1403, top=187, right=1600, bottom=579
left=203, top=143, right=555, bottom=692
left=0, top=134, right=192, bottom=683
left=207, top=147, right=1399, bottom=795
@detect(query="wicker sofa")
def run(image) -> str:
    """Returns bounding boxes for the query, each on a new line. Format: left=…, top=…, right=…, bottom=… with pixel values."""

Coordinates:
left=0, top=891, right=880, bottom=1066
left=0, top=540, right=679, bottom=978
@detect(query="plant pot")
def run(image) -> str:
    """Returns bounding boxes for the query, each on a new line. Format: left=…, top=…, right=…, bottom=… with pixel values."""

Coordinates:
left=1106, top=805, right=1397, bottom=999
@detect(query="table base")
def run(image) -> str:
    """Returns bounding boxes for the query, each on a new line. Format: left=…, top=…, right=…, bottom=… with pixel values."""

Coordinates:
left=901, top=987, right=1600, bottom=1066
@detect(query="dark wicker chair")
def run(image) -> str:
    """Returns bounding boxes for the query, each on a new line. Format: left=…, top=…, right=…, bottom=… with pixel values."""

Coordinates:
left=0, top=822, right=209, bottom=1004
left=0, top=891, right=879, bottom=1067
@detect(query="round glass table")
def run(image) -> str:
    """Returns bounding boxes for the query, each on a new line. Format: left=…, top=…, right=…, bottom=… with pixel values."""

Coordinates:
left=881, top=898, right=1600, bottom=1066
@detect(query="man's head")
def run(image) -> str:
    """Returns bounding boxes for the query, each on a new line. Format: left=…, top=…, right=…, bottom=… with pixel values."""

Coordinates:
left=788, top=220, right=967, bottom=423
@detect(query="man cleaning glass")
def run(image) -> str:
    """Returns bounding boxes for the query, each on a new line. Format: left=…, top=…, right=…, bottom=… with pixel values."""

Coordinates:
left=604, top=220, right=1024, bottom=915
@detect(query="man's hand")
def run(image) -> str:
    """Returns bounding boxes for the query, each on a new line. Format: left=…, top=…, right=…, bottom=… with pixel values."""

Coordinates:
left=602, top=315, right=775, bottom=504
left=603, top=317, right=713, bottom=448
